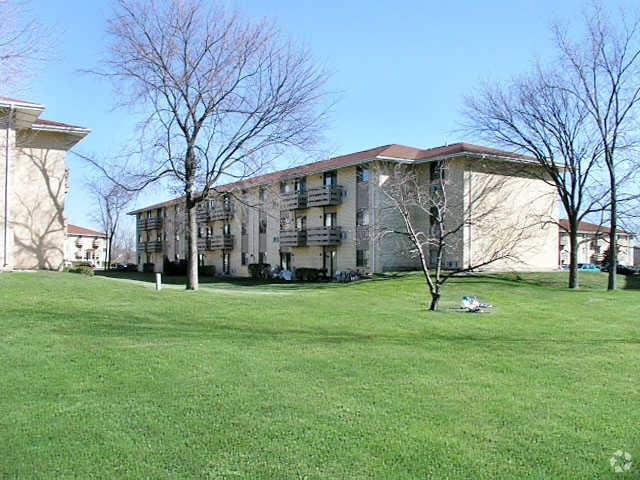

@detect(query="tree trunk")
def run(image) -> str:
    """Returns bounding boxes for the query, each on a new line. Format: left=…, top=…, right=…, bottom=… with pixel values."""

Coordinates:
left=429, top=291, right=441, bottom=311
left=185, top=195, right=199, bottom=291
left=568, top=217, right=580, bottom=289
left=608, top=172, right=617, bottom=291
left=107, top=235, right=113, bottom=271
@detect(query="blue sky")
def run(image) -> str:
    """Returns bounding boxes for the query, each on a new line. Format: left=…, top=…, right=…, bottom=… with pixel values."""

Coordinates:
left=22, top=0, right=629, bottom=231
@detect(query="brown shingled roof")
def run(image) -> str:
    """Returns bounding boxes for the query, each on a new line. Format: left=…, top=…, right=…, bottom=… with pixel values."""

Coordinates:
left=34, top=118, right=88, bottom=130
left=67, top=224, right=106, bottom=237
left=129, top=142, right=535, bottom=214
left=558, top=219, right=635, bottom=236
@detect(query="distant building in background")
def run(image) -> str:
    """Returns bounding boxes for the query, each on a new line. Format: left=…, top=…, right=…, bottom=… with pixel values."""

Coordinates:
left=1, top=97, right=90, bottom=270
left=65, top=224, right=107, bottom=268
left=130, top=143, right=559, bottom=277
left=558, top=219, right=636, bottom=267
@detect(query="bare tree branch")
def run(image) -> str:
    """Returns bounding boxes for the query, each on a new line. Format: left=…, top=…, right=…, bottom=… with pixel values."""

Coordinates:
left=96, top=0, right=330, bottom=290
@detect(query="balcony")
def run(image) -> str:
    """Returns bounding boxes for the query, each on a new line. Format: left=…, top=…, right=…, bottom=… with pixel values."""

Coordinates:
left=307, top=185, right=343, bottom=207
left=145, top=241, right=163, bottom=253
left=139, top=217, right=163, bottom=230
left=198, top=234, right=234, bottom=251
left=197, top=205, right=234, bottom=222
left=306, top=226, right=342, bottom=246
left=281, top=191, right=308, bottom=210
left=279, top=229, right=307, bottom=247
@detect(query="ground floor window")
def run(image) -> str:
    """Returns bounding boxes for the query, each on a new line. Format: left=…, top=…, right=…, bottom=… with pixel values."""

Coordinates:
left=241, top=252, right=247, bottom=266
left=222, top=251, right=230, bottom=274
left=280, top=251, right=291, bottom=270
left=356, top=249, right=369, bottom=267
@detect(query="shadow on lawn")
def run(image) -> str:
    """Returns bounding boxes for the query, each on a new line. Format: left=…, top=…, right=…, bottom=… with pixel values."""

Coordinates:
left=95, top=270, right=352, bottom=290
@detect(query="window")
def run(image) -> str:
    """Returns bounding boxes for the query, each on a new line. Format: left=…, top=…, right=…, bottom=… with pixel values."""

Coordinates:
left=324, top=171, right=337, bottom=187
left=324, top=212, right=337, bottom=227
left=241, top=252, right=247, bottom=266
left=259, top=218, right=267, bottom=234
left=356, top=249, right=369, bottom=267
left=430, top=161, right=445, bottom=181
left=223, top=223, right=231, bottom=235
left=296, top=215, right=306, bottom=230
left=241, top=222, right=247, bottom=235
left=222, top=251, right=230, bottom=274
left=356, top=209, right=370, bottom=226
left=356, top=165, right=370, bottom=183
left=280, top=182, right=291, bottom=193
left=295, top=177, right=307, bottom=192
left=259, top=188, right=266, bottom=201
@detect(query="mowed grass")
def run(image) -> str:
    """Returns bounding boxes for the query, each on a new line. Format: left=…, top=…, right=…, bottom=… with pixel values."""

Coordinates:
left=0, top=271, right=639, bottom=479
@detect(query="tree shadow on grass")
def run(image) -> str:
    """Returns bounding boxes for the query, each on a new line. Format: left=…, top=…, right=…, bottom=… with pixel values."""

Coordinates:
left=95, top=270, right=357, bottom=291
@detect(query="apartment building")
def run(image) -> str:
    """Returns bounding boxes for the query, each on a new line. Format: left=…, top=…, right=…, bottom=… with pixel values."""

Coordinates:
left=558, top=219, right=636, bottom=267
left=65, top=224, right=108, bottom=268
left=1, top=97, right=90, bottom=270
left=131, top=143, right=559, bottom=277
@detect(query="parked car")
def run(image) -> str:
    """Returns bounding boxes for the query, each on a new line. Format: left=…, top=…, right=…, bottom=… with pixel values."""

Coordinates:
left=578, top=263, right=601, bottom=272
left=600, top=263, right=637, bottom=275
left=115, top=263, right=138, bottom=272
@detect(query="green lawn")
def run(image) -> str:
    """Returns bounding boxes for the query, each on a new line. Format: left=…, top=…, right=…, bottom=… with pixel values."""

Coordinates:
left=0, top=270, right=638, bottom=479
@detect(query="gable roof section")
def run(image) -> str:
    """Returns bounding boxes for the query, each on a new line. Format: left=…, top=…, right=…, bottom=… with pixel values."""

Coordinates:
left=220, top=142, right=533, bottom=192
left=559, top=219, right=635, bottom=236
left=0, top=96, right=89, bottom=138
left=67, top=224, right=106, bottom=238
left=129, top=142, right=534, bottom=214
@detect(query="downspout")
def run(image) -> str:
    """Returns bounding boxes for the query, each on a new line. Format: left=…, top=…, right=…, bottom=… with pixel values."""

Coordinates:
left=3, top=104, right=13, bottom=268
left=467, top=163, right=473, bottom=269
left=371, top=165, right=376, bottom=273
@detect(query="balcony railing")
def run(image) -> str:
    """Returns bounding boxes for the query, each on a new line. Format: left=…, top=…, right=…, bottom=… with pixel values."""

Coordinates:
left=280, top=191, right=308, bottom=210
left=145, top=240, right=163, bottom=253
left=306, top=226, right=342, bottom=246
left=279, top=229, right=307, bottom=247
left=139, top=217, right=163, bottom=230
left=196, top=205, right=234, bottom=222
left=307, top=185, right=343, bottom=207
left=198, top=234, right=235, bottom=251
left=138, top=241, right=163, bottom=253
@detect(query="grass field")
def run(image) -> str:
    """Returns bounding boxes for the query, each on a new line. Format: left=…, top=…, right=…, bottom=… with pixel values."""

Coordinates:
left=1, top=270, right=639, bottom=479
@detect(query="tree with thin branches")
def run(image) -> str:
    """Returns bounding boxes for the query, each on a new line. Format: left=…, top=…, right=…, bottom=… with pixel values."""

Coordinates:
left=464, top=2, right=640, bottom=290
left=99, top=0, right=329, bottom=290
left=378, top=161, right=543, bottom=311
left=463, top=67, right=606, bottom=289
left=88, top=174, right=136, bottom=270
left=552, top=3, right=640, bottom=290
left=0, top=0, right=53, bottom=93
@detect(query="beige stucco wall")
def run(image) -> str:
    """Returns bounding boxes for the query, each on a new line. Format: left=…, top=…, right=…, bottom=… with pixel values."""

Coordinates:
left=462, top=160, right=558, bottom=271
left=8, top=131, right=70, bottom=269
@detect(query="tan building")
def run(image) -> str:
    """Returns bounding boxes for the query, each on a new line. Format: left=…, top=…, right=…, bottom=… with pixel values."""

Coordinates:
left=130, top=143, right=559, bottom=277
left=65, top=224, right=108, bottom=268
left=1, top=97, right=90, bottom=270
left=558, top=219, right=636, bottom=267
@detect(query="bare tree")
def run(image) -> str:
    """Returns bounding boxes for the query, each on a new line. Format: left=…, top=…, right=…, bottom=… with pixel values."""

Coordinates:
left=0, top=0, right=53, bottom=93
left=553, top=3, right=640, bottom=290
left=110, top=221, right=137, bottom=265
left=88, top=173, right=137, bottom=270
left=377, top=161, right=545, bottom=311
left=463, top=66, right=606, bottom=289
left=99, top=0, right=329, bottom=290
